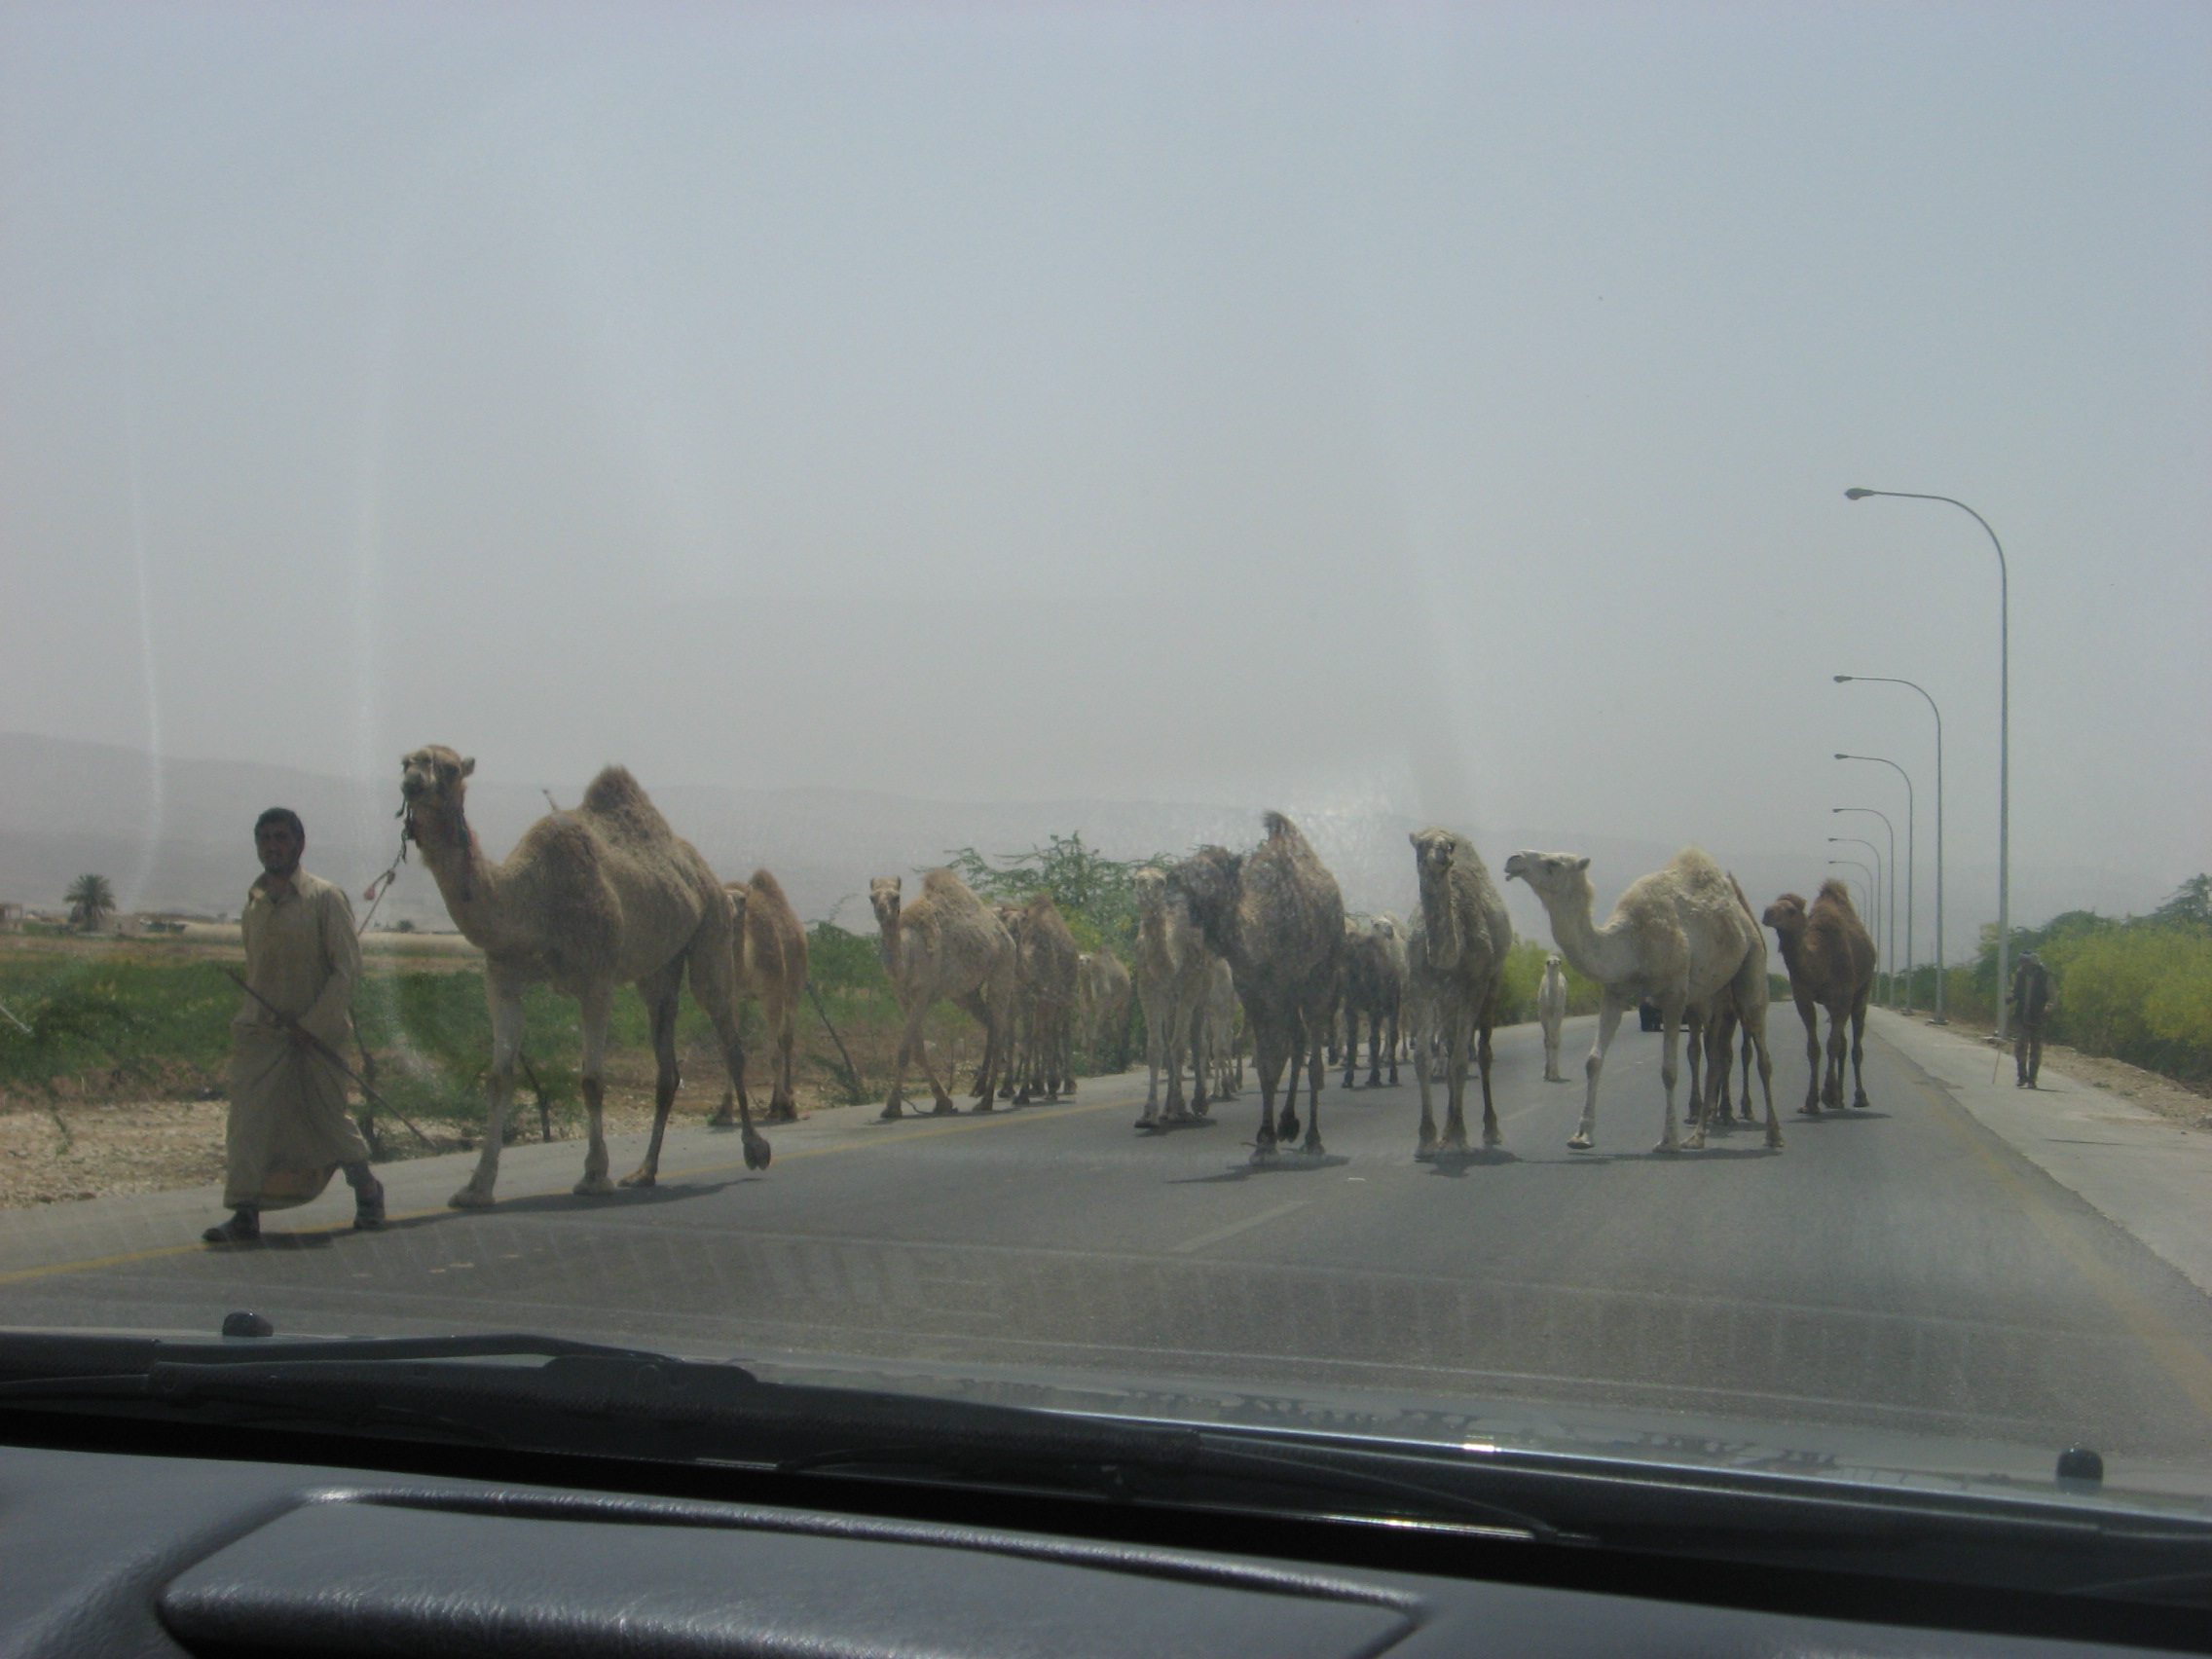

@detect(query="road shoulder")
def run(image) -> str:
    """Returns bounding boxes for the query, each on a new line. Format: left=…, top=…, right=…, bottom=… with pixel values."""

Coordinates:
left=1867, top=1010, right=2212, bottom=1301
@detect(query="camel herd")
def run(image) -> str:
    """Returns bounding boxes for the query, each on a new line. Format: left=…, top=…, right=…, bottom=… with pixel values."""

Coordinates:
left=392, top=746, right=1880, bottom=1207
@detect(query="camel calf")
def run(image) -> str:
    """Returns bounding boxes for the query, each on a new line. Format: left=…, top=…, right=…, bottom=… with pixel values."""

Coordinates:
left=1537, top=953, right=1568, bottom=1082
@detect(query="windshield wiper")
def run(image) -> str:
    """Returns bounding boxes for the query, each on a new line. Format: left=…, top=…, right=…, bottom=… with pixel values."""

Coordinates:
left=7, top=1329, right=2212, bottom=1603
left=0, top=1330, right=1559, bottom=1537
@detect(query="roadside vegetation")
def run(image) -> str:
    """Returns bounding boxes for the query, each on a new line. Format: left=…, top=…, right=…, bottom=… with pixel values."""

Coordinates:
left=1925, top=874, right=2212, bottom=1087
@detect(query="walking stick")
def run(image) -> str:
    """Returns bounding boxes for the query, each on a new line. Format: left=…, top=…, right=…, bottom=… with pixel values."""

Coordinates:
left=222, top=969, right=438, bottom=1150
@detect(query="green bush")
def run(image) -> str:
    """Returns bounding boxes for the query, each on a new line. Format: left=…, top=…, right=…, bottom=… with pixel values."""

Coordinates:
left=1942, top=875, right=2212, bottom=1084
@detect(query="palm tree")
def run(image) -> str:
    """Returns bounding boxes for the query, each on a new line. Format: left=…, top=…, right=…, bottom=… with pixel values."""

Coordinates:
left=65, top=873, right=116, bottom=933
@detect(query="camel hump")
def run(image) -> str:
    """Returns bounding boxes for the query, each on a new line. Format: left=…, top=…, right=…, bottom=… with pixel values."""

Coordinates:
left=578, top=765, right=674, bottom=838
left=748, top=867, right=789, bottom=905
left=1262, top=810, right=1300, bottom=842
left=1815, top=876, right=1854, bottom=906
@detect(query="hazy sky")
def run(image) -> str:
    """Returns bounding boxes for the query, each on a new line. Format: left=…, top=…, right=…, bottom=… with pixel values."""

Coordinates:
left=4, top=2, right=2207, bottom=916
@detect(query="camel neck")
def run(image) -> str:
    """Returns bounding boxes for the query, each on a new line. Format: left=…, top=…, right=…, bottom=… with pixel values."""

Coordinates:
left=1540, top=877, right=1636, bottom=984
left=411, top=798, right=495, bottom=923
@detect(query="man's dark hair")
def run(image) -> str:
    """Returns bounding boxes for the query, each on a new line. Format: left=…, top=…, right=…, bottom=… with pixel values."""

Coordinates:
left=255, top=807, right=306, bottom=841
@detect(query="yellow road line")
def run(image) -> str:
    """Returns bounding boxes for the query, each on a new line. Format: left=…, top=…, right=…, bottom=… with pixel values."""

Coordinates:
left=1904, top=1052, right=2212, bottom=1425
left=0, top=1095, right=1140, bottom=1289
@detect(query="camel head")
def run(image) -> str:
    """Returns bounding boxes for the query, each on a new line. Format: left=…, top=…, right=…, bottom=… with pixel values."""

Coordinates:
left=1545, top=952, right=1563, bottom=970
left=1166, top=846, right=1241, bottom=952
left=1132, top=866, right=1168, bottom=918
left=1371, top=914, right=1402, bottom=942
left=868, top=875, right=903, bottom=936
left=1502, top=851, right=1590, bottom=905
left=1762, top=892, right=1809, bottom=938
left=399, top=746, right=474, bottom=819
left=1411, top=829, right=1466, bottom=968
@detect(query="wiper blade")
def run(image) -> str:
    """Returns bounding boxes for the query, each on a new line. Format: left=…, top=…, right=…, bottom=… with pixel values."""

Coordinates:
left=0, top=1335, right=1559, bottom=1536
left=0, top=1329, right=671, bottom=1383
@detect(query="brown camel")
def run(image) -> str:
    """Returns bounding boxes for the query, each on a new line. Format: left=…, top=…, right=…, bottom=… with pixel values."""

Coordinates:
left=1762, top=880, right=1877, bottom=1114
left=714, top=870, right=810, bottom=1126
left=1505, top=847, right=1781, bottom=1153
left=870, top=870, right=1015, bottom=1120
left=1341, top=913, right=1408, bottom=1089
left=1005, top=893, right=1080, bottom=1103
left=1132, top=866, right=1220, bottom=1126
left=1168, top=813, right=1346, bottom=1161
left=396, top=746, right=768, bottom=1207
left=1075, top=949, right=1133, bottom=1073
left=1408, top=830, right=1514, bottom=1158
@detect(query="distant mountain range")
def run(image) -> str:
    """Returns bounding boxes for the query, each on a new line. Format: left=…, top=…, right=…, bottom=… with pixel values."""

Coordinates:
left=0, top=730, right=2129, bottom=960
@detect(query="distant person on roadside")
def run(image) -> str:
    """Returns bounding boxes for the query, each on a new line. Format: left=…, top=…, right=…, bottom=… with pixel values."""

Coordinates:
left=2009, top=950, right=2055, bottom=1089
left=203, top=808, right=384, bottom=1244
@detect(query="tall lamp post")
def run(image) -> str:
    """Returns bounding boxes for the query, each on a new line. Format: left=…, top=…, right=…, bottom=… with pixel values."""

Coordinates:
left=1836, top=754, right=1916, bottom=1018
left=1827, top=836, right=1889, bottom=1004
left=1844, top=490, right=2008, bottom=1038
left=1835, top=675, right=1944, bottom=1022
left=1828, top=860, right=1875, bottom=925
left=1832, top=809, right=1898, bottom=1005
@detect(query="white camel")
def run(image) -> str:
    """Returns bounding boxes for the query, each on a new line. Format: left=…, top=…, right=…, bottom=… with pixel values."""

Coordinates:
left=1504, top=847, right=1781, bottom=1153
left=1537, top=953, right=1568, bottom=1083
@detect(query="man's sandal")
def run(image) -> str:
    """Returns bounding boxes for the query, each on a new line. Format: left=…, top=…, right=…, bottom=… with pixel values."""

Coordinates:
left=202, top=1211, right=260, bottom=1245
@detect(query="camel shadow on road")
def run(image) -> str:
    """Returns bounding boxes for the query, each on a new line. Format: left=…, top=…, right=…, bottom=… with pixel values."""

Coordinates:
left=1420, top=1148, right=1522, bottom=1176
left=1169, top=1153, right=1353, bottom=1185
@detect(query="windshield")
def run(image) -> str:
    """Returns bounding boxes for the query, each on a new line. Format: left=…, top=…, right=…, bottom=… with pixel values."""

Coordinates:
left=3, top=0, right=2210, bottom=1551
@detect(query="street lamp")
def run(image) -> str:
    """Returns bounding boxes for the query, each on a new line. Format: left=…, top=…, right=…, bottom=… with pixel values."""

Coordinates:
left=1836, top=754, right=1916, bottom=1015
left=1844, top=490, right=2009, bottom=1038
left=1835, top=674, right=1944, bottom=1022
left=1832, top=810, right=1898, bottom=1005
left=1828, top=860, right=1875, bottom=924
left=1827, top=836, right=1888, bottom=1003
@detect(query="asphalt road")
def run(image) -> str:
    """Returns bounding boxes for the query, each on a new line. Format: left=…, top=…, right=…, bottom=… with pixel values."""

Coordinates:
left=9, top=1014, right=2212, bottom=1469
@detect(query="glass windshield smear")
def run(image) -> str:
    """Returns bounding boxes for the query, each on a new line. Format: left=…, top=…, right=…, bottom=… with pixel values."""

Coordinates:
left=3, top=0, right=2209, bottom=1554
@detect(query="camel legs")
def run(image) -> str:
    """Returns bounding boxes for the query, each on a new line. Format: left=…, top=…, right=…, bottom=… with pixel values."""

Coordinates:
left=1571, top=994, right=1630, bottom=1151
left=1295, top=1009, right=1327, bottom=1156
left=1413, top=1002, right=1442, bottom=1161
left=451, top=966, right=530, bottom=1208
left=1437, top=1011, right=1471, bottom=1154
left=880, top=1000, right=929, bottom=1121
left=1475, top=1007, right=1500, bottom=1148
left=1849, top=994, right=1871, bottom=1108
left=1822, top=1006, right=1849, bottom=1111
left=1250, top=1015, right=1291, bottom=1163
left=1792, top=994, right=1824, bottom=1115
left=955, top=990, right=1002, bottom=1114
left=621, top=972, right=684, bottom=1189
left=1342, top=1003, right=1362, bottom=1090
left=1138, top=994, right=1165, bottom=1123
left=1746, top=1006, right=1783, bottom=1151
left=772, top=997, right=799, bottom=1123
left=1382, top=1003, right=1399, bottom=1087
left=1541, top=1017, right=1564, bottom=1084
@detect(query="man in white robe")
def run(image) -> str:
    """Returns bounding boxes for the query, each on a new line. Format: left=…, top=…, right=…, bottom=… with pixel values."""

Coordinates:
left=203, top=808, right=385, bottom=1244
